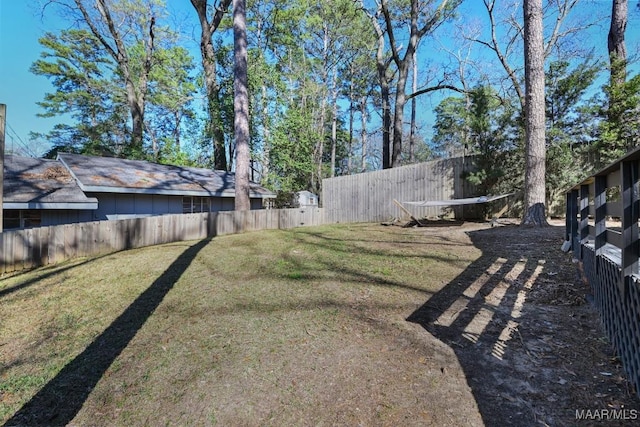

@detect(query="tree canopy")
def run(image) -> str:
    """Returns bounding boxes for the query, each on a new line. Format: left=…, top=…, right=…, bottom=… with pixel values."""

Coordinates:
left=26, top=0, right=640, bottom=215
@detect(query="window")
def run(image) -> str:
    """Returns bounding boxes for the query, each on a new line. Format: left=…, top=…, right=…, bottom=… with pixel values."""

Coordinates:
left=182, top=197, right=210, bottom=213
left=3, top=210, right=21, bottom=230
left=3, top=210, right=42, bottom=230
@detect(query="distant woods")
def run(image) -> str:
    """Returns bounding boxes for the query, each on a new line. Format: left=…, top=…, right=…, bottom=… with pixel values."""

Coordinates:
left=27, top=0, right=639, bottom=216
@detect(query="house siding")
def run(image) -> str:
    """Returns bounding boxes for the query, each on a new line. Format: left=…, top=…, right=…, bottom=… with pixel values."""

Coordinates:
left=42, top=209, right=95, bottom=226
left=86, top=192, right=264, bottom=220
left=87, top=193, right=182, bottom=220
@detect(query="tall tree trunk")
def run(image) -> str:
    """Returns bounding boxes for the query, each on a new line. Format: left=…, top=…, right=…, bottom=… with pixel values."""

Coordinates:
left=348, top=68, right=354, bottom=174
left=365, top=6, right=392, bottom=169
left=360, top=95, right=368, bottom=172
left=608, top=0, right=627, bottom=88
left=381, top=0, right=456, bottom=168
left=522, top=0, right=548, bottom=226
left=391, top=62, right=408, bottom=167
left=409, top=50, right=417, bottom=163
left=312, top=23, right=330, bottom=193
left=233, top=0, right=250, bottom=211
left=190, top=0, right=231, bottom=171
left=174, top=110, right=182, bottom=149
left=330, top=68, right=338, bottom=178
left=261, top=84, right=271, bottom=179
left=380, top=72, right=392, bottom=169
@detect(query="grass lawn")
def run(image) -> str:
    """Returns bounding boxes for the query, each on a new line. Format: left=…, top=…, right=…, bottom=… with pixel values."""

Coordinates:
left=1, top=223, right=486, bottom=426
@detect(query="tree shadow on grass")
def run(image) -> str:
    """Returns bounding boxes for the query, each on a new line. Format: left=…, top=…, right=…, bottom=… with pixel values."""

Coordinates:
left=407, top=225, right=554, bottom=426
left=3, top=239, right=211, bottom=427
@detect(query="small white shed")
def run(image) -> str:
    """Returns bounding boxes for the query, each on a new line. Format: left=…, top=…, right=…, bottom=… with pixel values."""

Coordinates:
left=296, top=190, right=319, bottom=207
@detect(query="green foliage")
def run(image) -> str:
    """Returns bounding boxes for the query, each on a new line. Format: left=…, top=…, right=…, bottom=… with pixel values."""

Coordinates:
left=264, top=104, right=317, bottom=193
left=466, top=87, right=508, bottom=193
left=433, top=86, right=515, bottom=201
left=596, top=71, right=640, bottom=167
left=30, top=29, right=128, bottom=155
left=31, top=23, right=201, bottom=162
left=431, top=97, right=469, bottom=158
left=431, top=59, right=608, bottom=217
left=544, top=60, right=601, bottom=215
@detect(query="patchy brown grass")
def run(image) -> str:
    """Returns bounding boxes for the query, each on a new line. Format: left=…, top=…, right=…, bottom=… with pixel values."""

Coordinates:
left=1, top=221, right=637, bottom=426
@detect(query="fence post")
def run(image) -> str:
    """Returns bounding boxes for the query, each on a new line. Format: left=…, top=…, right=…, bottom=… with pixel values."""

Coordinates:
left=621, top=160, right=640, bottom=294
left=568, top=189, right=579, bottom=258
left=579, top=184, right=590, bottom=259
left=594, top=175, right=607, bottom=272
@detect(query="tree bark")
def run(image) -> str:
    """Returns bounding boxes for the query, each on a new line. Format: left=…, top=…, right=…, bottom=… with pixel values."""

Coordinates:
left=522, top=0, right=548, bottom=226
left=330, top=67, right=339, bottom=178
left=360, top=95, right=368, bottom=172
left=608, top=0, right=627, bottom=87
left=190, top=0, right=231, bottom=171
left=409, top=50, right=417, bottom=163
left=233, top=0, right=250, bottom=211
left=363, top=4, right=392, bottom=169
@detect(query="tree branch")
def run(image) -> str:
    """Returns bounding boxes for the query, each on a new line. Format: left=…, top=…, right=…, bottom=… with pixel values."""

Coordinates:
left=406, top=84, right=464, bottom=101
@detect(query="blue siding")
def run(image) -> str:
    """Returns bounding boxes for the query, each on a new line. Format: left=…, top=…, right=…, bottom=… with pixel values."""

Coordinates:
left=41, top=210, right=95, bottom=226
left=86, top=193, right=263, bottom=220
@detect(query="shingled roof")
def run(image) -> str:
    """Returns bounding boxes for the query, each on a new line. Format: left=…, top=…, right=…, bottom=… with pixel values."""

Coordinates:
left=57, top=153, right=275, bottom=198
left=3, top=155, right=98, bottom=209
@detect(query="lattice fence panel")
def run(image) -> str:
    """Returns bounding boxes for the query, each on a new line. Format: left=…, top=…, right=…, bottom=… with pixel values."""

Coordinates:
left=581, top=243, right=640, bottom=396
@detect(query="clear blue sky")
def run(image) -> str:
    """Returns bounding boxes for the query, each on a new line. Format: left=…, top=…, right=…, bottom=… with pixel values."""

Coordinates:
left=0, top=1, right=638, bottom=157
left=0, top=1, right=63, bottom=155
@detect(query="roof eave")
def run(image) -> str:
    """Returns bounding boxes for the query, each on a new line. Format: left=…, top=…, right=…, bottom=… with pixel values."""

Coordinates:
left=3, top=202, right=99, bottom=210
left=81, top=185, right=275, bottom=198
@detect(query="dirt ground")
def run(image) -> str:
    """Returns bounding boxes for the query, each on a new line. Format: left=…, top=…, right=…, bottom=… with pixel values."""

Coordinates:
left=2, top=219, right=640, bottom=426
left=406, top=219, right=640, bottom=426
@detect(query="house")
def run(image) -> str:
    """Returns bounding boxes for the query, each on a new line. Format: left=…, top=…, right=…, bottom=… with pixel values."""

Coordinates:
left=2, top=153, right=276, bottom=230
left=295, top=190, right=319, bottom=208
left=2, top=155, right=98, bottom=229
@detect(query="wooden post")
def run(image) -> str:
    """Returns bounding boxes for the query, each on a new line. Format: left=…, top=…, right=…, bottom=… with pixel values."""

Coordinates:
left=594, top=175, right=607, bottom=271
left=569, top=189, right=579, bottom=258
left=621, top=160, right=639, bottom=294
left=393, top=199, right=423, bottom=226
left=0, top=104, right=5, bottom=233
left=565, top=192, right=571, bottom=242
left=579, top=184, right=590, bottom=250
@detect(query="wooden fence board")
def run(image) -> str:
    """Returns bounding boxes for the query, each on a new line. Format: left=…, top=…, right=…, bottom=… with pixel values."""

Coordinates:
left=322, top=157, right=475, bottom=223
left=0, top=208, right=326, bottom=274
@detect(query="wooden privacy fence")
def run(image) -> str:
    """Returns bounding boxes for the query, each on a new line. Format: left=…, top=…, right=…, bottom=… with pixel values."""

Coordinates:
left=322, top=156, right=479, bottom=224
left=0, top=208, right=325, bottom=274
left=565, top=147, right=640, bottom=397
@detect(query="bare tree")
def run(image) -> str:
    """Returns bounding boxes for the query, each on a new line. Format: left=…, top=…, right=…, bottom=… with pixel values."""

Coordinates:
left=359, top=0, right=461, bottom=168
left=66, top=0, right=158, bottom=156
left=474, top=0, right=583, bottom=110
left=522, top=0, right=549, bottom=226
left=233, top=0, right=250, bottom=210
left=383, top=0, right=460, bottom=167
left=362, top=3, right=393, bottom=169
left=190, top=0, right=232, bottom=171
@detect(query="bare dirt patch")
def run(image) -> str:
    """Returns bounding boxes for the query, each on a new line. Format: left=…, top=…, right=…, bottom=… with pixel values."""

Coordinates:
left=1, top=220, right=638, bottom=426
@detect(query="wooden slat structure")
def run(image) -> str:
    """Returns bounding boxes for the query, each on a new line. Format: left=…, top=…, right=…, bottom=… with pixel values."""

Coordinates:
left=0, top=208, right=325, bottom=274
left=565, top=146, right=640, bottom=398
left=322, top=157, right=479, bottom=223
